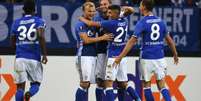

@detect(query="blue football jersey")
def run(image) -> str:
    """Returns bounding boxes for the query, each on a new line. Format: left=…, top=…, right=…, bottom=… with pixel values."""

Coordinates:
left=93, top=12, right=108, bottom=54
left=133, top=15, right=168, bottom=59
left=11, top=15, right=46, bottom=61
left=75, top=20, right=97, bottom=56
left=100, top=18, right=128, bottom=57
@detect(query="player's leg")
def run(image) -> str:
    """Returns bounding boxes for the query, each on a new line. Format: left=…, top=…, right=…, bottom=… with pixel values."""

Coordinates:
left=16, top=82, right=26, bottom=101
left=155, top=58, right=171, bottom=101
left=117, top=82, right=140, bottom=101
left=96, top=78, right=105, bottom=101
left=24, top=82, right=41, bottom=101
left=14, top=58, right=27, bottom=101
left=25, top=59, right=43, bottom=101
left=140, top=59, right=154, bottom=101
left=75, top=56, right=95, bottom=101
left=104, top=58, right=116, bottom=101
left=116, top=58, right=141, bottom=101
left=95, top=53, right=107, bottom=101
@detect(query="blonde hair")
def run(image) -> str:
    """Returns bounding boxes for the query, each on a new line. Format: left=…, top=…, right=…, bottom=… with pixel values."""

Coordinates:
left=82, top=2, right=95, bottom=11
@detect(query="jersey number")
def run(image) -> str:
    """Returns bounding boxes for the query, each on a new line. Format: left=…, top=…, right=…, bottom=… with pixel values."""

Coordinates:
left=114, top=26, right=127, bottom=42
left=17, top=23, right=37, bottom=41
left=150, top=24, right=160, bottom=41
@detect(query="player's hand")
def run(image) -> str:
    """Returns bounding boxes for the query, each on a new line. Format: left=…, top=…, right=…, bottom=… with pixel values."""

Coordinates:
left=41, top=56, right=48, bottom=64
left=173, top=54, right=179, bottom=65
left=112, top=56, right=122, bottom=68
left=102, top=33, right=113, bottom=41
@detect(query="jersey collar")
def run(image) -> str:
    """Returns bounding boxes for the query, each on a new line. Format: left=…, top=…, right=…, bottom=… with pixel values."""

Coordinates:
left=24, top=15, right=32, bottom=17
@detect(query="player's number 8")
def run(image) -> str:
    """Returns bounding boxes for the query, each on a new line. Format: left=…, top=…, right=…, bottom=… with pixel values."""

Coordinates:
left=18, top=23, right=37, bottom=41
left=150, top=24, right=160, bottom=41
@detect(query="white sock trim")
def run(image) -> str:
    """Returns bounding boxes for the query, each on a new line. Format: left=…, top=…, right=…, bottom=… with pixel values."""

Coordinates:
left=160, top=87, right=167, bottom=92
left=96, top=87, right=104, bottom=90
left=143, top=87, right=151, bottom=90
left=79, top=86, right=87, bottom=92
left=105, top=87, right=113, bottom=91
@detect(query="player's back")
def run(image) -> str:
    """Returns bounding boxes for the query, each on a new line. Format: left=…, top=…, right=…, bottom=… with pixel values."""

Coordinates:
left=11, top=15, right=45, bottom=61
left=75, top=20, right=97, bottom=56
left=136, top=15, right=168, bottom=59
left=100, top=18, right=128, bottom=57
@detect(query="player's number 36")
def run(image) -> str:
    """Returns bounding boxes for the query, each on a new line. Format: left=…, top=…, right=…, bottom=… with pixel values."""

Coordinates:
left=17, top=23, right=37, bottom=41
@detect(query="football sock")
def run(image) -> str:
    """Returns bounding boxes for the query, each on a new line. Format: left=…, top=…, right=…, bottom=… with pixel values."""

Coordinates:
left=126, top=86, right=141, bottom=101
left=161, top=88, right=172, bottom=101
left=29, top=83, right=40, bottom=97
left=96, top=87, right=104, bottom=101
left=117, top=88, right=126, bottom=101
left=144, top=87, right=154, bottom=101
left=15, top=89, right=24, bottom=101
left=105, top=87, right=115, bottom=101
left=75, top=87, right=88, bottom=101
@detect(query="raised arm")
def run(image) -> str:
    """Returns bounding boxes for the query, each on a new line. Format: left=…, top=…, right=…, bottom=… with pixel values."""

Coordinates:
left=121, top=6, right=135, bottom=17
left=79, top=16, right=101, bottom=27
left=165, top=34, right=179, bottom=65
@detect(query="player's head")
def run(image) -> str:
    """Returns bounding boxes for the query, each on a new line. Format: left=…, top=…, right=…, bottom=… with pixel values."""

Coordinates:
left=99, top=0, right=112, bottom=13
left=82, top=2, right=96, bottom=20
left=23, top=0, right=35, bottom=15
left=107, top=5, right=121, bottom=20
left=139, top=0, right=154, bottom=15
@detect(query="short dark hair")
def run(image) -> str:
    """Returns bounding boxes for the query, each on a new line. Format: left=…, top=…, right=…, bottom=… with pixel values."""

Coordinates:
left=141, top=0, right=154, bottom=11
left=23, top=0, right=35, bottom=14
left=108, top=5, right=121, bottom=15
left=99, top=0, right=112, bottom=4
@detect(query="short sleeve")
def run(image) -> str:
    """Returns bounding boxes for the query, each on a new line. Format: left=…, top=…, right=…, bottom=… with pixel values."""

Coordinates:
left=37, top=19, right=46, bottom=29
left=133, top=20, right=144, bottom=38
left=163, top=21, right=169, bottom=36
left=100, top=20, right=114, bottom=31
left=10, top=21, right=17, bottom=36
left=75, top=23, right=87, bottom=35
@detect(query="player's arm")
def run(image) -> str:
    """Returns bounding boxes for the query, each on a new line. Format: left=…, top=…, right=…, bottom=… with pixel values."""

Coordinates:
left=121, top=6, right=135, bottom=17
left=165, top=34, right=179, bottom=65
left=80, top=32, right=113, bottom=44
left=79, top=17, right=101, bottom=27
left=38, top=28, right=48, bottom=64
left=10, top=35, right=16, bottom=49
left=113, top=36, right=137, bottom=66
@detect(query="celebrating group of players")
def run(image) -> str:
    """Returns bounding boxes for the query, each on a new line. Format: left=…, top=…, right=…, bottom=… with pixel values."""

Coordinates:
left=10, top=0, right=179, bottom=101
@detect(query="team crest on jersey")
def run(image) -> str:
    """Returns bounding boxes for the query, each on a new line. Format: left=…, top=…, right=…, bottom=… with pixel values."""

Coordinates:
left=79, top=26, right=83, bottom=30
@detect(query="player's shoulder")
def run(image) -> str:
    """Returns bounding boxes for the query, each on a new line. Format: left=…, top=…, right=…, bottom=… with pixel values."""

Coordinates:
left=76, top=20, right=86, bottom=27
left=33, top=16, right=45, bottom=23
left=75, top=20, right=87, bottom=31
left=13, top=17, right=24, bottom=25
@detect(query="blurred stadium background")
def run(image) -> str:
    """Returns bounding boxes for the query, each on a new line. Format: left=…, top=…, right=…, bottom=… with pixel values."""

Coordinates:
left=0, top=0, right=201, bottom=101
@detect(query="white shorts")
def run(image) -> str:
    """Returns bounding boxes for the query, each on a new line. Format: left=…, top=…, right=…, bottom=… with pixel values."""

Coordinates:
left=95, top=53, right=107, bottom=80
left=105, top=57, right=128, bottom=81
left=139, top=58, right=167, bottom=82
left=76, top=56, right=96, bottom=83
left=14, top=58, right=43, bottom=84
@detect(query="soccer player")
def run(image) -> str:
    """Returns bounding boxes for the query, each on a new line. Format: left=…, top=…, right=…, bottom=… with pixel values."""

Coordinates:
left=93, top=0, right=111, bottom=101
left=79, top=5, right=141, bottom=101
left=74, top=2, right=113, bottom=101
left=10, top=0, right=48, bottom=101
left=113, top=0, right=179, bottom=101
